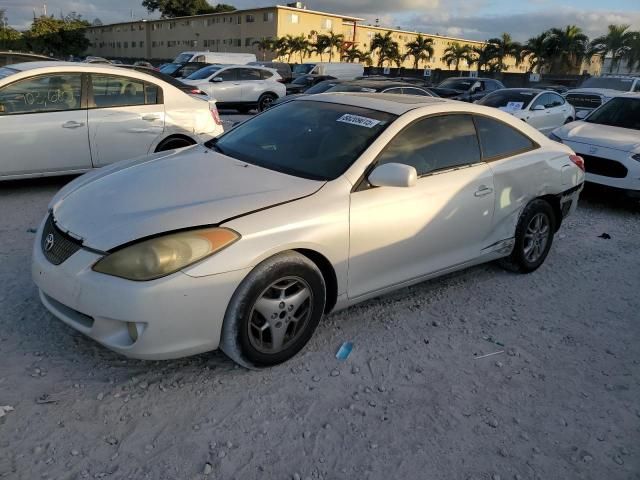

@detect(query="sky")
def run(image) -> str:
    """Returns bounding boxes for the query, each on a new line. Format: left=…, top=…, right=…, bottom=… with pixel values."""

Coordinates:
left=2, top=0, right=640, bottom=41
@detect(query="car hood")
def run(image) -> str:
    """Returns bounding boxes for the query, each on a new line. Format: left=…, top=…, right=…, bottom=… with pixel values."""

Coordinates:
left=555, top=121, right=640, bottom=152
left=285, top=84, right=306, bottom=93
left=50, top=146, right=324, bottom=251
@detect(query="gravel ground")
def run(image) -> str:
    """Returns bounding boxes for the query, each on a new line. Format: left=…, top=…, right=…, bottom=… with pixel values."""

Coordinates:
left=0, top=160, right=639, bottom=480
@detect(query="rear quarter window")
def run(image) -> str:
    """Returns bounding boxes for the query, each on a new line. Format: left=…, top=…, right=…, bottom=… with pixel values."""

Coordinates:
left=473, top=115, right=537, bottom=160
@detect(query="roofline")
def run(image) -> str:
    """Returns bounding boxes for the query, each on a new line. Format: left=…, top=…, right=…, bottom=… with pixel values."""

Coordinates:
left=354, top=24, right=486, bottom=45
left=86, top=4, right=363, bottom=30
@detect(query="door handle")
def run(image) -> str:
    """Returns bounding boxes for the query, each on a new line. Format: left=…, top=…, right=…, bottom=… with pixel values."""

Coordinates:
left=62, top=121, right=85, bottom=129
left=141, top=114, right=160, bottom=121
left=474, top=185, right=493, bottom=197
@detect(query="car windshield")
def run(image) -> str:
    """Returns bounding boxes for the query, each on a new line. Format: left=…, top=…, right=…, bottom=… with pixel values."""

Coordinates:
left=437, top=78, right=475, bottom=91
left=206, top=100, right=396, bottom=180
left=293, top=64, right=315, bottom=75
left=186, top=65, right=221, bottom=80
left=305, top=81, right=340, bottom=94
left=579, top=77, right=635, bottom=91
left=585, top=97, right=640, bottom=130
left=159, top=63, right=181, bottom=75
left=292, top=76, right=313, bottom=85
left=174, top=53, right=193, bottom=63
left=477, top=90, right=537, bottom=109
left=0, top=67, right=17, bottom=80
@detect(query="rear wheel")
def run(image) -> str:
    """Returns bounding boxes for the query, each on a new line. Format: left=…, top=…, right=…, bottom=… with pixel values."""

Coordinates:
left=499, top=199, right=556, bottom=273
left=220, top=251, right=326, bottom=368
left=258, top=93, right=277, bottom=112
left=155, top=136, right=195, bottom=152
left=564, top=117, right=574, bottom=124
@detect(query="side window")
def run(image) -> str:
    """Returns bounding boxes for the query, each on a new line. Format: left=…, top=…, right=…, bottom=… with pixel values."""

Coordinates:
left=216, top=69, right=237, bottom=82
left=0, top=73, right=82, bottom=115
left=382, top=87, right=403, bottom=95
left=259, top=70, right=274, bottom=80
left=238, top=68, right=262, bottom=81
left=474, top=115, right=536, bottom=159
left=193, top=55, right=205, bottom=62
left=633, top=81, right=640, bottom=93
left=377, top=115, right=481, bottom=176
left=532, top=93, right=553, bottom=109
left=549, top=93, right=564, bottom=107
left=403, top=87, right=429, bottom=96
left=91, top=74, right=159, bottom=108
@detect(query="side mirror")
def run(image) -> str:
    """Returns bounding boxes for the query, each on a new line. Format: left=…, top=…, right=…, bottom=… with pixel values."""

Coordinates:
left=211, top=77, right=223, bottom=83
left=531, top=105, right=545, bottom=111
left=368, top=163, right=417, bottom=188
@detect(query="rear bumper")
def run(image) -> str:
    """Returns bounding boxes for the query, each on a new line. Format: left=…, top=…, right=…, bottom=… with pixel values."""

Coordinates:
left=558, top=183, right=583, bottom=219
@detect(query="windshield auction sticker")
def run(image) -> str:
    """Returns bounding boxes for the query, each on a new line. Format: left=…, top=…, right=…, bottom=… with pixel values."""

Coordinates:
left=499, top=101, right=524, bottom=113
left=337, top=114, right=381, bottom=128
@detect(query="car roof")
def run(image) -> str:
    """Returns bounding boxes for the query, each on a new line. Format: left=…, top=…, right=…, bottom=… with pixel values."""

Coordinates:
left=495, top=88, right=545, bottom=94
left=340, top=79, right=427, bottom=90
left=300, top=92, right=445, bottom=114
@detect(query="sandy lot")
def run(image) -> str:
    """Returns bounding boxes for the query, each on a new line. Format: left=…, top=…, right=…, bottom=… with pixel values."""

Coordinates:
left=0, top=167, right=638, bottom=480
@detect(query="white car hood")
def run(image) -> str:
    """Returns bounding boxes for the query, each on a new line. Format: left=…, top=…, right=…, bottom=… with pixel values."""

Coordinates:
left=50, top=146, right=324, bottom=251
left=556, top=121, right=640, bottom=152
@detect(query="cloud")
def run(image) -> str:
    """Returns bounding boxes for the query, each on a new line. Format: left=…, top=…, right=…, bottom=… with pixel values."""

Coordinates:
left=401, top=7, right=640, bottom=41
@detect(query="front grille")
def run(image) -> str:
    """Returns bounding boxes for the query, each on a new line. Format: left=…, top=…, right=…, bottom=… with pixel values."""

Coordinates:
left=565, top=94, right=602, bottom=110
left=41, top=214, right=82, bottom=265
left=582, top=154, right=628, bottom=178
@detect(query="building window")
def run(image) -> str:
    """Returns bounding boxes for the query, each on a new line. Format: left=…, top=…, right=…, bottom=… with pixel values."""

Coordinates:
left=290, top=14, right=299, bottom=24
left=245, top=37, right=254, bottom=46
left=263, top=12, right=274, bottom=22
left=246, top=14, right=255, bottom=23
left=152, top=41, right=157, bottom=47
left=140, top=41, right=144, bottom=48
left=235, top=38, right=242, bottom=47
left=138, top=24, right=143, bottom=30
left=322, top=19, right=332, bottom=29
left=237, top=16, right=242, bottom=24
left=168, top=41, right=176, bottom=47
left=124, top=42, right=128, bottom=48
left=132, top=41, right=136, bottom=48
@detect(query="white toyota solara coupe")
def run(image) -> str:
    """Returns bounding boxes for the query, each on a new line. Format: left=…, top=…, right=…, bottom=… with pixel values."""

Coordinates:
left=32, top=94, right=585, bottom=367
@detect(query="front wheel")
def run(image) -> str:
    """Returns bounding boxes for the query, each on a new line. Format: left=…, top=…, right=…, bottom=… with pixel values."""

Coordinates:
left=220, top=251, right=326, bottom=368
left=564, top=117, right=574, bottom=124
left=499, top=199, right=556, bottom=273
left=258, top=93, right=277, bottom=112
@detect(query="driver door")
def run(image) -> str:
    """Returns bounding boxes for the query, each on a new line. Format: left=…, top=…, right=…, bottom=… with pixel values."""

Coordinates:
left=348, top=114, right=495, bottom=299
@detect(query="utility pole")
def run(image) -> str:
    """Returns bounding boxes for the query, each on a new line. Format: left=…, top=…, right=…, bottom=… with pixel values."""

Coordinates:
left=43, top=4, right=47, bottom=16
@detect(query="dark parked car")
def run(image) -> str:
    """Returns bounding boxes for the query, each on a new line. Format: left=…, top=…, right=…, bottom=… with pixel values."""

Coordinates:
left=117, top=65, right=207, bottom=96
left=159, top=62, right=211, bottom=79
left=270, top=78, right=345, bottom=107
left=285, top=74, right=337, bottom=94
left=536, top=84, right=569, bottom=94
left=430, top=77, right=504, bottom=102
left=249, top=61, right=292, bottom=83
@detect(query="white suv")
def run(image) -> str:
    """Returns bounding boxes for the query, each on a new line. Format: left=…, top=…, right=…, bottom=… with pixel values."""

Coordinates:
left=182, top=64, right=286, bottom=113
left=565, top=75, right=640, bottom=119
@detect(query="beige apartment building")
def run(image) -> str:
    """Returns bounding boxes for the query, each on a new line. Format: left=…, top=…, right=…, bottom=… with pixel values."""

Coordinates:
left=85, top=3, right=528, bottom=72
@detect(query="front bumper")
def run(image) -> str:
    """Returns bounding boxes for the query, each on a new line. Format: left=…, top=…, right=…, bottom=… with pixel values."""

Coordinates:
left=32, top=219, right=249, bottom=360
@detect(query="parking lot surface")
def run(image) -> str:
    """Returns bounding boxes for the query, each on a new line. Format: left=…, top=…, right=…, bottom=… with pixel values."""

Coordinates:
left=0, top=160, right=638, bottom=479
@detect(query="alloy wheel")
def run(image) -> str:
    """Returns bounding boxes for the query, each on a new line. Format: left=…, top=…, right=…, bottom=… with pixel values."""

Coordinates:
left=523, top=212, right=550, bottom=263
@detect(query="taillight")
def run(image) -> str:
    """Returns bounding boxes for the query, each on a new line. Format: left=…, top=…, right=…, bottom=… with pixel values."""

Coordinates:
left=210, top=107, right=222, bottom=126
left=570, top=154, right=585, bottom=172
left=190, top=88, right=204, bottom=95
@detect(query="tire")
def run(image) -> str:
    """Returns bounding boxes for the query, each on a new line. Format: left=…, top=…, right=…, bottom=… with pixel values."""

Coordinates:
left=564, top=117, right=574, bottom=124
left=258, top=93, right=277, bottom=112
left=498, top=199, right=556, bottom=273
left=220, top=251, right=326, bottom=368
left=155, top=136, right=195, bottom=152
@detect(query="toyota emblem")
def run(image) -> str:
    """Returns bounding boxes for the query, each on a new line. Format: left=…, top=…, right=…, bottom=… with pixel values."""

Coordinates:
left=44, top=233, right=55, bottom=252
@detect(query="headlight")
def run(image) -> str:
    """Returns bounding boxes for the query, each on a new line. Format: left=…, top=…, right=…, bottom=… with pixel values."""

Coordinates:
left=93, top=228, right=239, bottom=281
left=549, top=132, right=563, bottom=143
left=632, top=153, right=640, bottom=162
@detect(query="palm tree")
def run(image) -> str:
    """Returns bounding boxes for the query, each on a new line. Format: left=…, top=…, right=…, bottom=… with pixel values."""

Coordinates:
left=546, top=25, right=589, bottom=74
left=312, top=34, right=331, bottom=62
left=341, top=45, right=368, bottom=63
left=370, top=32, right=398, bottom=67
left=469, top=43, right=498, bottom=73
left=252, top=38, right=274, bottom=61
left=590, top=24, right=634, bottom=73
left=520, top=32, right=550, bottom=73
left=273, top=37, right=290, bottom=62
left=288, top=34, right=310, bottom=64
left=625, top=31, right=640, bottom=71
left=325, top=31, right=344, bottom=62
left=486, top=33, right=521, bottom=71
left=404, top=34, right=434, bottom=69
left=442, top=42, right=472, bottom=72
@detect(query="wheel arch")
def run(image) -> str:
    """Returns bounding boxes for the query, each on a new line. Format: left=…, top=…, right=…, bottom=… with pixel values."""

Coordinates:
left=154, top=133, right=197, bottom=152
left=293, top=248, right=338, bottom=314
left=538, top=194, right=563, bottom=232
